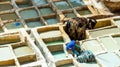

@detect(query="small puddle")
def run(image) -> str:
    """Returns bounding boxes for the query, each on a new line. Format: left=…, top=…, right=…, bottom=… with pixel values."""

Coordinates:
left=0, top=3, right=13, bottom=11
left=54, top=1, right=71, bottom=10
left=0, top=13, right=19, bottom=20
left=20, top=9, right=38, bottom=19
left=39, top=7, right=55, bottom=16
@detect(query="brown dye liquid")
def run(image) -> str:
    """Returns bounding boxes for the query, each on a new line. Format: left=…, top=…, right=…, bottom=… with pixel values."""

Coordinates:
left=0, top=13, right=19, bottom=20
left=0, top=4, right=13, bottom=11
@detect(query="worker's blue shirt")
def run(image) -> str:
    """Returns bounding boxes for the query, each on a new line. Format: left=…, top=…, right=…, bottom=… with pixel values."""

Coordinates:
left=66, top=40, right=76, bottom=51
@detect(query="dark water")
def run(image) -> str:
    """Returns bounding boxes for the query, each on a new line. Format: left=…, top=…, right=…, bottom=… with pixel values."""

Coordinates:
left=69, top=0, right=84, bottom=7
left=0, top=4, right=13, bottom=11
left=20, top=9, right=38, bottom=19
left=33, top=0, right=48, bottom=6
left=54, top=1, right=71, bottom=10
left=5, top=22, right=24, bottom=30
left=0, top=13, right=19, bottom=20
left=39, top=8, right=54, bottom=16
left=26, top=21, right=43, bottom=28
left=45, top=18, right=59, bottom=25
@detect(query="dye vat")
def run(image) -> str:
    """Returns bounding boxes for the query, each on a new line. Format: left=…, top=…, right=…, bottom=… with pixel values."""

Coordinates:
left=0, top=46, right=14, bottom=65
left=39, top=7, right=55, bottom=16
left=79, top=63, right=100, bottom=67
left=33, top=0, right=48, bottom=6
left=45, top=17, right=59, bottom=25
left=16, top=0, right=32, bottom=8
left=64, top=12, right=76, bottom=18
left=0, top=34, right=20, bottom=45
left=54, top=1, right=71, bottom=10
left=52, top=50, right=66, bottom=61
left=39, top=30, right=62, bottom=39
left=0, top=0, right=10, bottom=2
left=58, top=63, right=74, bottom=67
left=25, top=19, right=44, bottom=28
left=0, top=3, right=13, bottom=11
left=114, top=19, right=120, bottom=27
left=96, top=52, right=120, bottom=67
left=99, top=36, right=120, bottom=52
left=77, top=9, right=92, bottom=16
left=112, top=35, right=120, bottom=45
left=5, top=22, right=24, bottom=30
left=69, top=0, right=84, bottom=7
left=13, top=46, right=34, bottom=57
left=0, top=13, right=19, bottom=20
left=0, top=27, right=3, bottom=33
left=82, top=39, right=105, bottom=54
left=43, top=36, right=64, bottom=46
left=19, top=9, right=38, bottom=19
left=89, top=27, right=120, bottom=38
left=0, top=47, right=14, bottom=60
left=94, top=20, right=112, bottom=29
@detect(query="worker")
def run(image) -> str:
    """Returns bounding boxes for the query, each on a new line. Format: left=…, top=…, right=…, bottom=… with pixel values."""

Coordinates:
left=66, top=40, right=81, bottom=57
